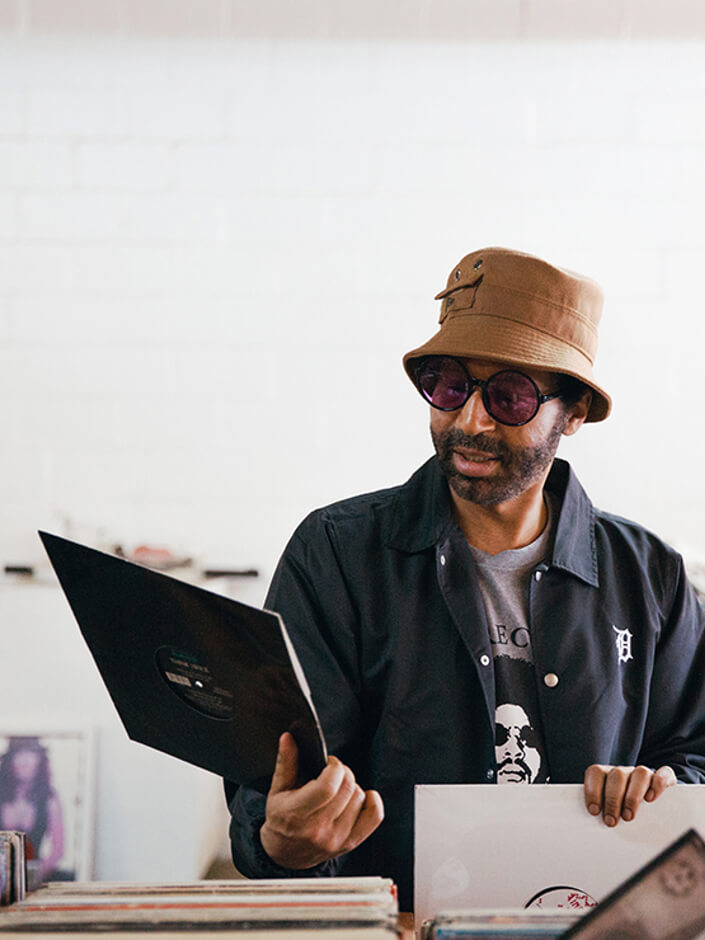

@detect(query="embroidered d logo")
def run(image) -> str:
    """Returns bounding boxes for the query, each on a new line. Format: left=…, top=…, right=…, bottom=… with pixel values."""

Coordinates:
left=613, top=625, right=633, bottom=664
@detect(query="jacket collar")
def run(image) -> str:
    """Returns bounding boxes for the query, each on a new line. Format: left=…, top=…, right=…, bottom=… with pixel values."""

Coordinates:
left=544, top=458, right=599, bottom=587
left=383, top=456, right=599, bottom=588
left=382, top=458, right=455, bottom=554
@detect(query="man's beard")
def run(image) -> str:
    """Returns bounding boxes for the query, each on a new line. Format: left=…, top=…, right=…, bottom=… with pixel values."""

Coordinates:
left=431, top=416, right=567, bottom=507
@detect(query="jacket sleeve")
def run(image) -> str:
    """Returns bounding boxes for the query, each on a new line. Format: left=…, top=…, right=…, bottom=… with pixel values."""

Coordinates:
left=226, top=510, right=365, bottom=877
left=640, top=557, right=705, bottom=782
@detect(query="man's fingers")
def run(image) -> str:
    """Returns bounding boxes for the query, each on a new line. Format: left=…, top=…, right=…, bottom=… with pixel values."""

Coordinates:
left=331, top=783, right=366, bottom=833
left=600, top=766, right=631, bottom=826
left=289, top=757, right=353, bottom=814
left=645, top=765, right=677, bottom=802
left=322, top=765, right=363, bottom=820
left=584, top=764, right=608, bottom=816
left=619, top=765, right=652, bottom=821
left=304, top=784, right=382, bottom=860
left=584, top=764, right=677, bottom=828
left=340, top=789, right=385, bottom=854
left=263, top=768, right=383, bottom=870
left=269, top=732, right=300, bottom=795
left=584, top=764, right=638, bottom=825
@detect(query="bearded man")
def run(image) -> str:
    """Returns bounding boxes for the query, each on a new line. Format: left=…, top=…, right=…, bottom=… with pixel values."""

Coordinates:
left=226, top=247, right=705, bottom=911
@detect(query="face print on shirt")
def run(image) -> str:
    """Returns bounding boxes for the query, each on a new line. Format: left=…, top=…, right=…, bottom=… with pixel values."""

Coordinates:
left=495, top=702, right=542, bottom=783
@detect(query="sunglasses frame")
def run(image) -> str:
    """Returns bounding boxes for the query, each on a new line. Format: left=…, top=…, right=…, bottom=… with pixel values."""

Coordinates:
left=414, top=356, right=560, bottom=427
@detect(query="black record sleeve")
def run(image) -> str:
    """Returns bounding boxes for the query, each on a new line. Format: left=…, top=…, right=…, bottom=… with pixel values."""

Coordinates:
left=39, top=531, right=327, bottom=793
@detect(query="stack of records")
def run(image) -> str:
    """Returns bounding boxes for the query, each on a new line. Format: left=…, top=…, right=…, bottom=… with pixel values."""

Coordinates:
left=419, top=910, right=579, bottom=939
left=0, top=834, right=26, bottom=907
left=0, top=876, right=399, bottom=937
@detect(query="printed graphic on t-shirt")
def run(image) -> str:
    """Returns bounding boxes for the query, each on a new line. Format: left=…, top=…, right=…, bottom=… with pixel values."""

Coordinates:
left=489, top=621, right=531, bottom=661
left=496, top=700, right=543, bottom=783
left=494, top=654, right=549, bottom=784
left=468, top=519, right=553, bottom=786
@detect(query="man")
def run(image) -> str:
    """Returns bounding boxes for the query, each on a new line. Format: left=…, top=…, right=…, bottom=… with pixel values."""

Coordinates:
left=227, top=247, right=705, bottom=910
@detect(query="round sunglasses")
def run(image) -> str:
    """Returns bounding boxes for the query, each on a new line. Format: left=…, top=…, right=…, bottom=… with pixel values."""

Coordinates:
left=414, top=356, right=560, bottom=427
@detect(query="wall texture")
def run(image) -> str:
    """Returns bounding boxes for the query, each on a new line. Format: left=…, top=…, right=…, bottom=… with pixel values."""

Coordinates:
left=2, top=35, right=705, bottom=568
left=1, top=24, right=705, bottom=878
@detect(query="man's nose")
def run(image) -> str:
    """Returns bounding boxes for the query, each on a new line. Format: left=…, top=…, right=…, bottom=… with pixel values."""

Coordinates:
left=505, top=730, right=524, bottom=758
left=456, top=387, right=496, bottom=434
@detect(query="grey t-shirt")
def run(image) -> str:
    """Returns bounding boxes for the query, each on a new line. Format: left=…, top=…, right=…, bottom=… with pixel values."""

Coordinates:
left=469, top=503, right=553, bottom=784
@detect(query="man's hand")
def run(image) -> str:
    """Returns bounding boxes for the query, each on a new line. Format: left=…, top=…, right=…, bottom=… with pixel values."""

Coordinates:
left=259, top=731, right=384, bottom=870
left=584, top=764, right=677, bottom=827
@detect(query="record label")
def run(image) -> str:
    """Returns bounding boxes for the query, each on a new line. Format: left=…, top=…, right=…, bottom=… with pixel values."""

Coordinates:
left=155, top=646, right=235, bottom=720
left=525, top=885, right=597, bottom=910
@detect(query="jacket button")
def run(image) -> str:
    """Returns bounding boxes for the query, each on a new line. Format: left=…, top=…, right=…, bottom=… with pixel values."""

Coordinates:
left=544, top=672, right=559, bottom=688
left=440, top=554, right=446, bottom=566
left=534, top=570, right=543, bottom=582
left=486, top=768, right=494, bottom=780
left=480, top=654, right=490, bottom=666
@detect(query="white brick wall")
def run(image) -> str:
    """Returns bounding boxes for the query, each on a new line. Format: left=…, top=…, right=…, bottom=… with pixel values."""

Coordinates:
left=2, top=32, right=704, bottom=585
left=3, top=28, right=705, bottom=880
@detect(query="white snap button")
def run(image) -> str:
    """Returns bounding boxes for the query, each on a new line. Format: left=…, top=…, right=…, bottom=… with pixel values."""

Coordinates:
left=440, top=554, right=446, bottom=566
left=480, top=654, right=490, bottom=667
left=544, top=673, right=559, bottom=688
left=534, top=570, right=543, bottom=582
left=485, top=768, right=494, bottom=780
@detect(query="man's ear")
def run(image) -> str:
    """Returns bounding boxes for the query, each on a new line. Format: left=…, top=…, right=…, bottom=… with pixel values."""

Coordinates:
left=562, top=389, right=592, bottom=437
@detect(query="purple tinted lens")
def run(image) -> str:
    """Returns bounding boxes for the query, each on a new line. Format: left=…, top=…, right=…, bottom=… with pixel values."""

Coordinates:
left=418, top=358, right=469, bottom=410
left=485, top=371, right=539, bottom=425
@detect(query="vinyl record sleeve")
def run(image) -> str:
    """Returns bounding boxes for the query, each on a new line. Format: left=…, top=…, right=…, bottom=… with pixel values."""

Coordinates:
left=415, top=783, right=705, bottom=927
left=24, top=876, right=396, bottom=899
left=563, top=828, right=705, bottom=939
left=39, top=531, right=327, bottom=793
left=422, top=909, right=579, bottom=938
left=0, top=837, right=12, bottom=907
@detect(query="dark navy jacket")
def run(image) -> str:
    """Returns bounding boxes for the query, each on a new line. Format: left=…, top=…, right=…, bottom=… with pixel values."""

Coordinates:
left=227, top=457, right=705, bottom=910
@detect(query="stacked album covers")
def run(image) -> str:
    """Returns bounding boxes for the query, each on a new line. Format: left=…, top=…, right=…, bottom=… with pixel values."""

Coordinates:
left=0, top=875, right=399, bottom=937
left=420, top=910, right=579, bottom=939
left=0, top=833, right=26, bottom=907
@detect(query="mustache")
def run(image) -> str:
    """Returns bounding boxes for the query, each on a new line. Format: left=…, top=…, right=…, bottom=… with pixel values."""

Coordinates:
left=434, top=428, right=513, bottom=462
left=497, top=756, right=532, bottom=776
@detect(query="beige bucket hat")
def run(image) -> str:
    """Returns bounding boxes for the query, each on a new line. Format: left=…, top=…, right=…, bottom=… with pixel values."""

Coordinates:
left=403, top=247, right=611, bottom=422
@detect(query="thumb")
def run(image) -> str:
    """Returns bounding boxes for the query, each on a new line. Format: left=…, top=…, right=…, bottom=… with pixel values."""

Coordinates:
left=269, top=731, right=300, bottom=795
